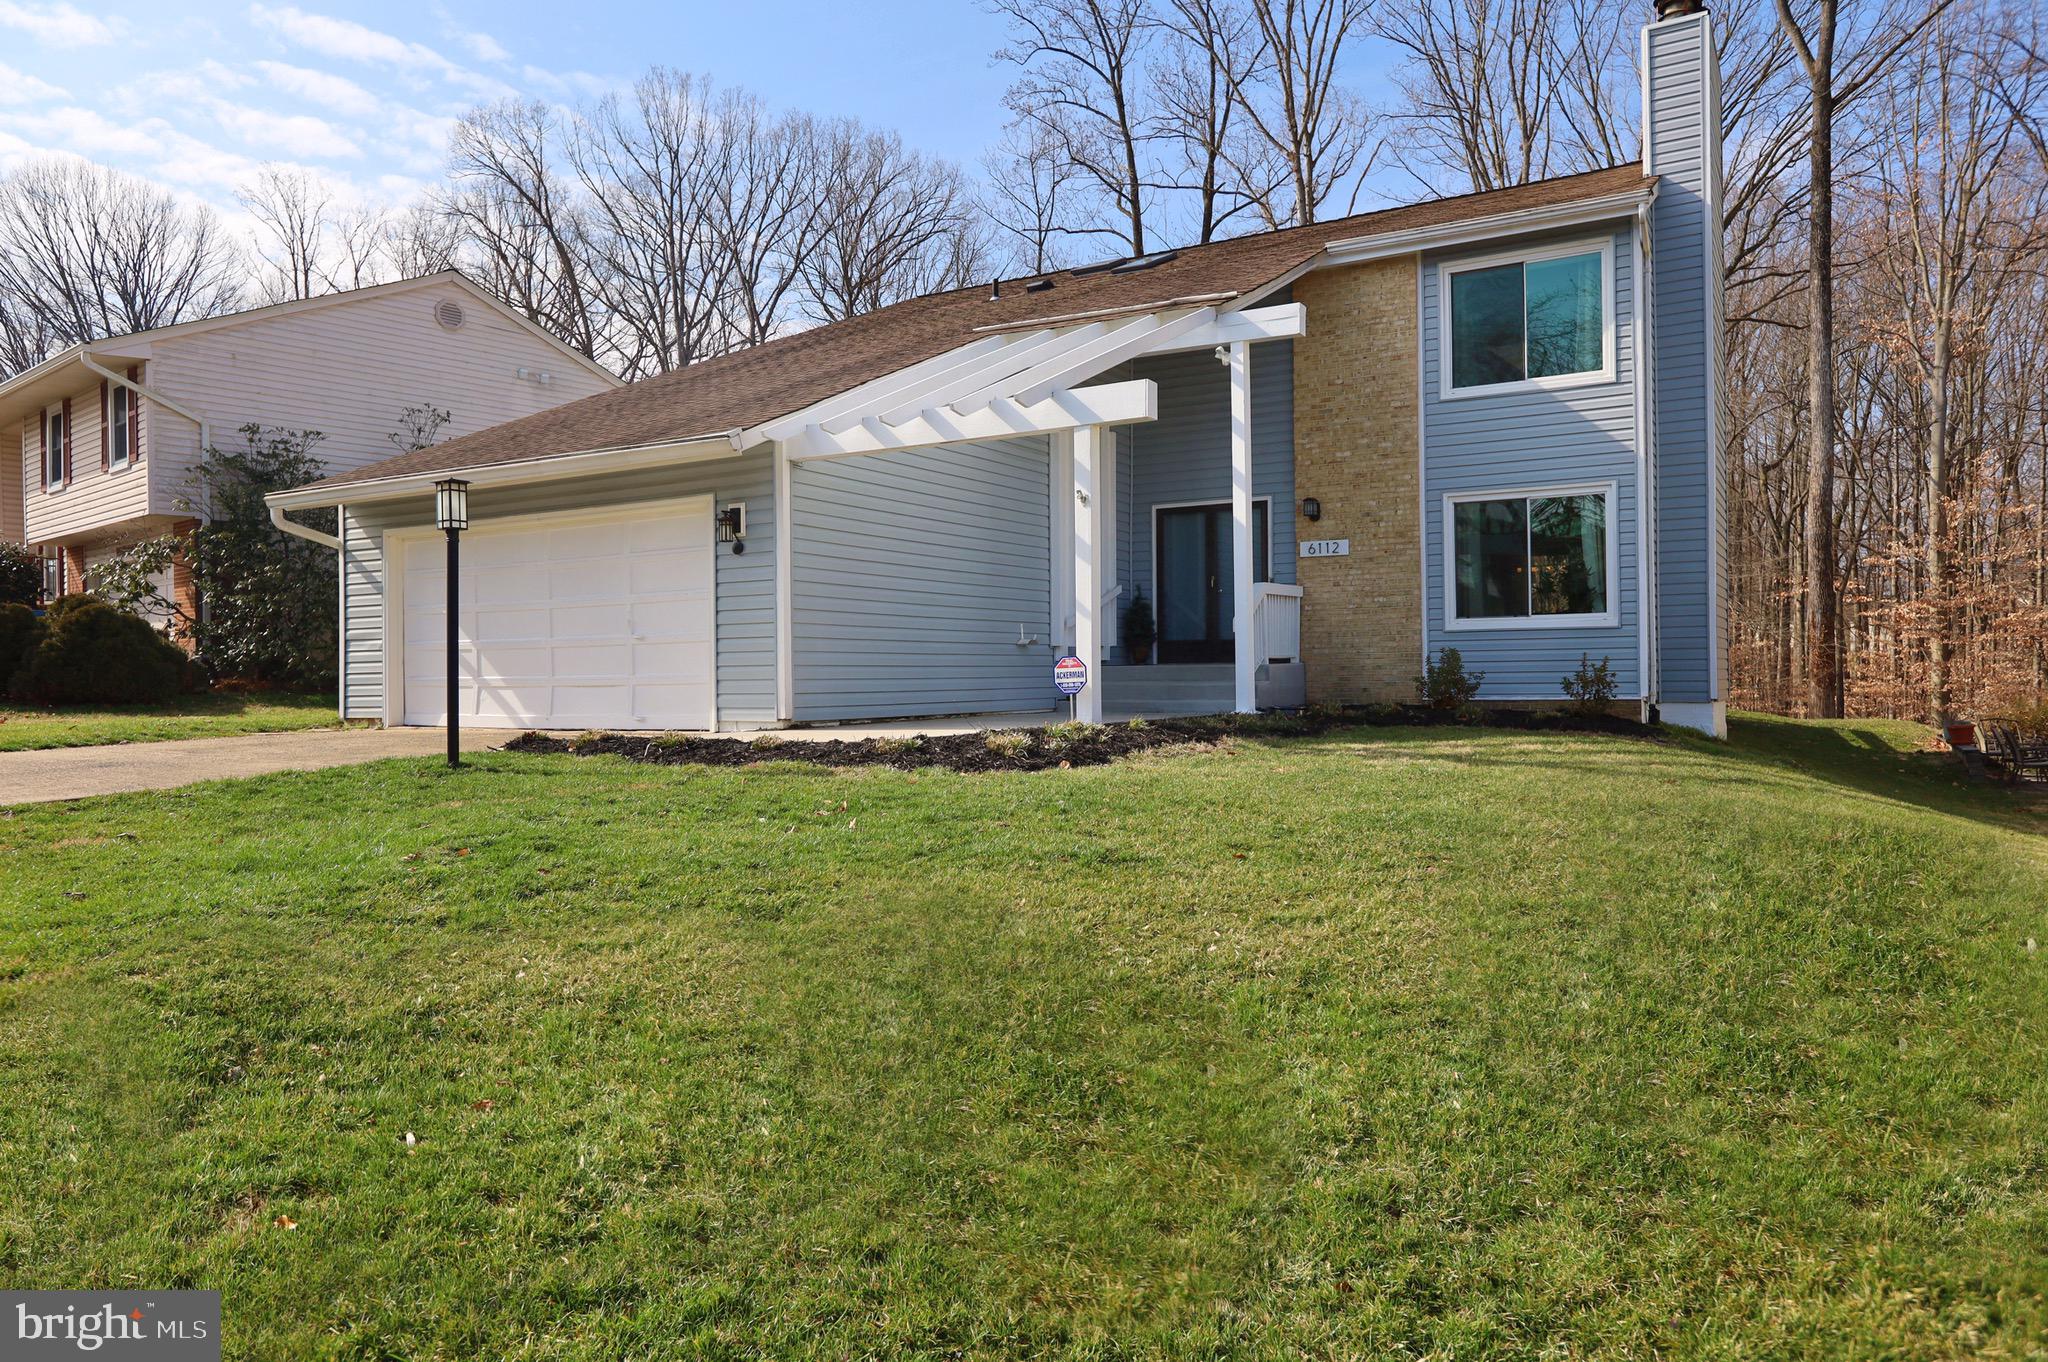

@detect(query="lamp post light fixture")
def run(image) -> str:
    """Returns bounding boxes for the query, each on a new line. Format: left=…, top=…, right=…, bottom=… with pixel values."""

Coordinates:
left=434, top=478, right=469, bottom=768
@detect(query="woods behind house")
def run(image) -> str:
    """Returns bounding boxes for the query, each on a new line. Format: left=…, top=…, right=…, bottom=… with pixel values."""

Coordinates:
left=0, top=0, right=2040, bottom=724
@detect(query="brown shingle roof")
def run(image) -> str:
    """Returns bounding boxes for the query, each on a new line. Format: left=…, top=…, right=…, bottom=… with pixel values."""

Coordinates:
left=309, top=163, right=1651, bottom=492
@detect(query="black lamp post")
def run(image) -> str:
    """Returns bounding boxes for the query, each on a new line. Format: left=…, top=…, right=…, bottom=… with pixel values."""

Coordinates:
left=434, top=478, right=469, bottom=768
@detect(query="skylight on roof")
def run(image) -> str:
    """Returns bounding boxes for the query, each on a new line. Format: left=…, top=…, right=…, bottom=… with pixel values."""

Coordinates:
left=1110, top=250, right=1178, bottom=274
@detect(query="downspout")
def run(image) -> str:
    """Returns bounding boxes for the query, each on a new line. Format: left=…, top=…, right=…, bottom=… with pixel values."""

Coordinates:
left=1635, top=198, right=1658, bottom=714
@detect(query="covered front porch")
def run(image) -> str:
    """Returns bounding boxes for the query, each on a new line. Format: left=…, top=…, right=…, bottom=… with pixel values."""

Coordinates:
left=762, top=297, right=1308, bottom=725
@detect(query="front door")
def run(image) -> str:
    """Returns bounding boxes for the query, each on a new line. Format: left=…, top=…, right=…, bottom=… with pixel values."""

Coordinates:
left=1155, top=501, right=1269, bottom=664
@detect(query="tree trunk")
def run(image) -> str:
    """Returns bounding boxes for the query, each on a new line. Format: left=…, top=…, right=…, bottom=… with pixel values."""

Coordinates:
left=1802, top=61, right=1842, bottom=718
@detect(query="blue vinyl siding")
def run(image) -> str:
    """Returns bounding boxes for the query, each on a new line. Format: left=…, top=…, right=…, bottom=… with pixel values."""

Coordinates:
left=1421, top=225, right=1643, bottom=698
left=1648, top=12, right=1725, bottom=702
left=791, top=436, right=1054, bottom=721
left=343, top=456, right=777, bottom=728
left=1120, top=340, right=1297, bottom=618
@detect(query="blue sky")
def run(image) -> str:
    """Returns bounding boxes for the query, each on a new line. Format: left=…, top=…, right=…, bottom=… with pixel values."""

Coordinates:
left=0, top=0, right=1023, bottom=215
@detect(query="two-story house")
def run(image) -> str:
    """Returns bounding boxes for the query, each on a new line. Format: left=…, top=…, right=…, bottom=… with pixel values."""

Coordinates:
left=268, top=0, right=1729, bottom=737
left=0, top=272, right=619, bottom=622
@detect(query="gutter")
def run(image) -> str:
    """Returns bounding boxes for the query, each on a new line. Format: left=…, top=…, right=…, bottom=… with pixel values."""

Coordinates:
left=1320, top=186, right=1658, bottom=266
left=80, top=352, right=208, bottom=458
left=266, top=429, right=747, bottom=512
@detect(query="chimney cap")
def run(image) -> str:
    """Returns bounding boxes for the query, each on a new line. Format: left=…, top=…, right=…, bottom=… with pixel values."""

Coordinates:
left=1655, top=0, right=1706, bottom=17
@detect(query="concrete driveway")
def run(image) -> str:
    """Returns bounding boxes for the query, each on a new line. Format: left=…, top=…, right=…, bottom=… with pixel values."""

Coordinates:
left=1, top=726, right=501, bottom=805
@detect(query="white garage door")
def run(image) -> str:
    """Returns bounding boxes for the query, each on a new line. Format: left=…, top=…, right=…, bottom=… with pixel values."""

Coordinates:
left=399, top=498, right=715, bottom=731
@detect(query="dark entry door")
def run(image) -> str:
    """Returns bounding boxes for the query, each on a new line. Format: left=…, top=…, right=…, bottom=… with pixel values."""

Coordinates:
left=1155, top=502, right=1268, bottom=664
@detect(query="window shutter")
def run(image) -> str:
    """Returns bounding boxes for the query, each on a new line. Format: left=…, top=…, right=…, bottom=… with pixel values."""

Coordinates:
left=61, top=397, right=72, bottom=486
left=129, top=366, right=143, bottom=463
left=99, top=380, right=109, bottom=471
left=30, top=415, right=41, bottom=488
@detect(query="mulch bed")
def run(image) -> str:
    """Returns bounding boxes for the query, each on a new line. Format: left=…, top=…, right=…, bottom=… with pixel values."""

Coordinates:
left=500, top=705, right=1660, bottom=775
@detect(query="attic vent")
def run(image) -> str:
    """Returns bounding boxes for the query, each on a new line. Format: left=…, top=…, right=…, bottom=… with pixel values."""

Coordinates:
left=1026, top=277, right=1055, bottom=292
left=434, top=299, right=467, bottom=332
left=1111, top=250, right=1178, bottom=274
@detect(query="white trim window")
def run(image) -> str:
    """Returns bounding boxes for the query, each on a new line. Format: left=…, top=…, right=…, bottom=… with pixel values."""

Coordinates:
left=1440, top=238, right=1615, bottom=398
left=108, top=383, right=131, bottom=468
left=1444, top=483, right=1619, bottom=630
left=42, top=405, right=64, bottom=489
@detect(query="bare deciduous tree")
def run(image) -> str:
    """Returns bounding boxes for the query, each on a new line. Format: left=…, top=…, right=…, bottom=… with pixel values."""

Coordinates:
left=992, top=0, right=1158, bottom=252
left=445, top=99, right=601, bottom=359
left=0, top=158, right=242, bottom=376
left=1219, top=0, right=1378, bottom=225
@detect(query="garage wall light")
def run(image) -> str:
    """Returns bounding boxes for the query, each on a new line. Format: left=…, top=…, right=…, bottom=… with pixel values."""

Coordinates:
left=718, top=503, right=747, bottom=554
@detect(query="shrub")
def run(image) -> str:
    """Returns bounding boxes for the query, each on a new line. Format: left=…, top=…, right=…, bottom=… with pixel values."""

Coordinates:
left=1561, top=653, right=1619, bottom=717
left=97, top=425, right=336, bottom=690
left=0, top=603, right=43, bottom=689
left=1415, top=647, right=1484, bottom=710
left=12, top=599, right=188, bottom=704
left=1122, top=588, right=1156, bottom=662
left=985, top=731, right=1031, bottom=757
left=0, top=542, right=40, bottom=607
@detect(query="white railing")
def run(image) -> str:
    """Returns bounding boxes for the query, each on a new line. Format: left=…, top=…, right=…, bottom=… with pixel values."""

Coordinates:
left=1252, top=583, right=1302, bottom=664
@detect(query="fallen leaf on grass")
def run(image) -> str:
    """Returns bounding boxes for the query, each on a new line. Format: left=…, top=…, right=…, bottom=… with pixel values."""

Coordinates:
left=273, top=1215, right=297, bottom=1230
left=472, top=1099, right=495, bottom=1112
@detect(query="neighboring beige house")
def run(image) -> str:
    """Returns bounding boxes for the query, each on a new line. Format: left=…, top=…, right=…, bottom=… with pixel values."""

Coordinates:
left=0, top=272, right=618, bottom=618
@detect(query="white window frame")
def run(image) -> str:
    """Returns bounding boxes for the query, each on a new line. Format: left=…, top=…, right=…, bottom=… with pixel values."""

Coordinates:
left=108, top=383, right=131, bottom=470
left=42, top=404, right=64, bottom=490
left=1442, top=480, right=1620, bottom=631
left=1438, top=236, right=1616, bottom=401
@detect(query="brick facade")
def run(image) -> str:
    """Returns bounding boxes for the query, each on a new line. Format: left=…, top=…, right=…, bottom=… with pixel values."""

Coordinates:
left=1291, top=256, right=1422, bottom=703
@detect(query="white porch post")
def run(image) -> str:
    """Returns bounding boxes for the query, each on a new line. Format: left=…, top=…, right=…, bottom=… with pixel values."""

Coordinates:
left=773, top=439, right=794, bottom=723
left=1228, top=340, right=1256, bottom=713
left=1072, top=423, right=1105, bottom=723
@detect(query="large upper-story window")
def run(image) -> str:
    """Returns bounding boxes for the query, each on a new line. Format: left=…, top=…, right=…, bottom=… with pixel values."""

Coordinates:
left=42, top=406, right=65, bottom=489
left=1444, top=241, right=1612, bottom=396
left=1447, top=485, right=1616, bottom=628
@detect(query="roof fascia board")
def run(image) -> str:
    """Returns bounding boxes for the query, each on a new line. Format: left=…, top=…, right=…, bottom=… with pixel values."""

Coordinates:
left=1318, top=187, right=1656, bottom=266
left=266, top=431, right=744, bottom=511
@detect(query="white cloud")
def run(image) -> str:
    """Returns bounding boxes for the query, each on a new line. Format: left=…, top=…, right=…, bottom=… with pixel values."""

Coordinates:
left=0, top=59, right=65, bottom=103
left=454, top=29, right=509, bottom=64
left=0, top=1, right=121, bottom=47
left=247, top=4, right=512, bottom=101
left=253, top=60, right=381, bottom=118
left=125, top=60, right=253, bottom=107
left=212, top=105, right=362, bottom=159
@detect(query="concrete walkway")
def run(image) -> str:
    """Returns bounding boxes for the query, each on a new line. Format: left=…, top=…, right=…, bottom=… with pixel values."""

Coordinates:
left=0, top=726, right=500, bottom=805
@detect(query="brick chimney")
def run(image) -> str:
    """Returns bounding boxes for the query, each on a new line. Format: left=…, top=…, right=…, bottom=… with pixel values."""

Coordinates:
left=1643, top=0, right=1727, bottom=736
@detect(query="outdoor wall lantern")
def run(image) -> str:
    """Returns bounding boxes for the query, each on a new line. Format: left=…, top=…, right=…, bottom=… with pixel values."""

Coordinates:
left=434, top=478, right=470, bottom=769
left=718, top=503, right=747, bottom=554
left=1300, top=497, right=1321, bottom=522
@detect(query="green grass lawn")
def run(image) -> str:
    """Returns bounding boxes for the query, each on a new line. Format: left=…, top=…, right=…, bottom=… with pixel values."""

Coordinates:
left=1, top=714, right=2044, bottom=1359
left=0, top=691, right=339, bottom=751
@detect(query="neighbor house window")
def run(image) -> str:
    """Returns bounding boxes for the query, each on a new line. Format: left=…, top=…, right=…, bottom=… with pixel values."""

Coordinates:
left=1445, top=244, right=1609, bottom=393
left=43, top=407, right=64, bottom=488
left=1449, top=488, right=1613, bottom=625
left=108, top=384, right=130, bottom=467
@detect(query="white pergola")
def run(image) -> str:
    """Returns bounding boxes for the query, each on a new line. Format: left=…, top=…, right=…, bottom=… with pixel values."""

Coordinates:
left=738, top=299, right=1307, bottom=724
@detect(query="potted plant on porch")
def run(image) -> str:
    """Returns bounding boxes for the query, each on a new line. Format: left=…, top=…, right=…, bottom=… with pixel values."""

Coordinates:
left=1123, top=587, right=1156, bottom=665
